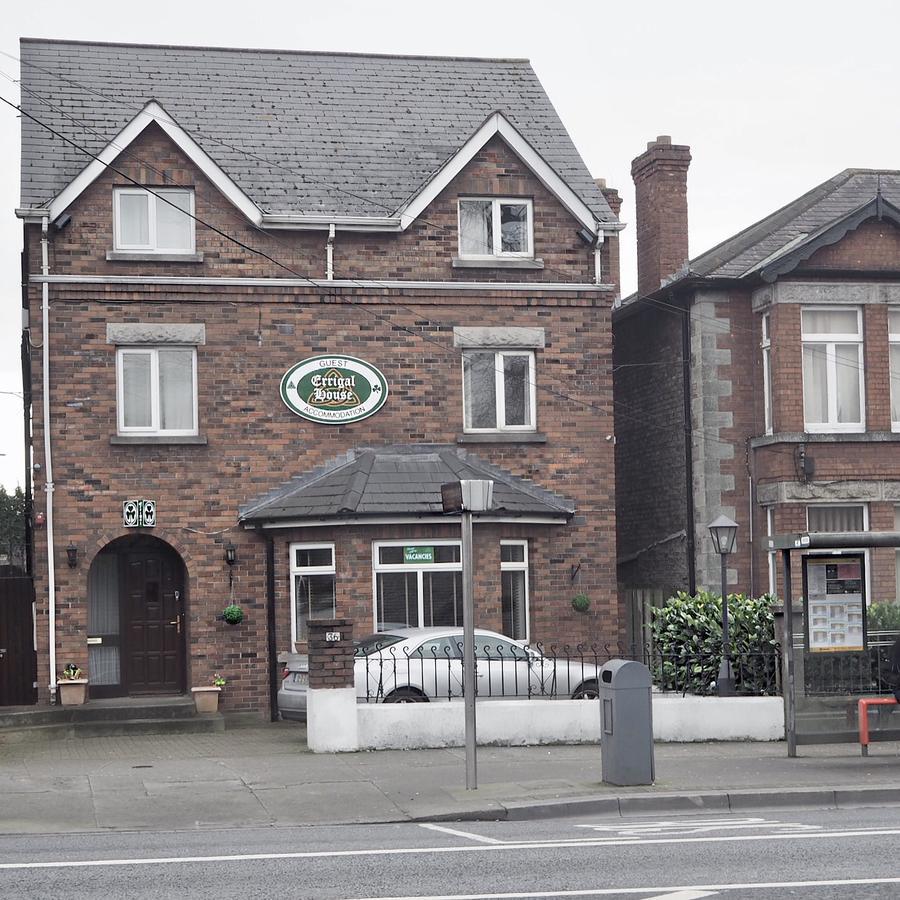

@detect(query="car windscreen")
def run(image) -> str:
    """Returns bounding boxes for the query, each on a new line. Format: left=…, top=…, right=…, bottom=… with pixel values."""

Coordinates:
left=355, top=633, right=406, bottom=656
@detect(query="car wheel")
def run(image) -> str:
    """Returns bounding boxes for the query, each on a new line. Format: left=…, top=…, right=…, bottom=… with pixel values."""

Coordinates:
left=383, top=687, right=428, bottom=703
left=571, top=679, right=599, bottom=700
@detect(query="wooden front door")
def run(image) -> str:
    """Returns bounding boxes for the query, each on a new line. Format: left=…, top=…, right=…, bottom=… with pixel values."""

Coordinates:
left=0, top=576, right=37, bottom=706
left=123, top=547, right=184, bottom=694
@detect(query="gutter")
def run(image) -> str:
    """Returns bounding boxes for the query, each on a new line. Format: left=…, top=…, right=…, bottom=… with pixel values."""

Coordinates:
left=40, top=216, right=58, bottom=700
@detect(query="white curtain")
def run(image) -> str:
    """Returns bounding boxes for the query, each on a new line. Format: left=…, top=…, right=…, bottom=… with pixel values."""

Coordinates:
left=459, top=200, right=492, bottom=255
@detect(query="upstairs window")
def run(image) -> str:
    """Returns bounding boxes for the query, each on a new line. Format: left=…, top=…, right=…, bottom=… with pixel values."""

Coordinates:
left=463, top=350, right=536, bottom=432
left=890, top=309, right=900, bottom=431
left=116, top=347, right=198, bottom=436
left=458, top=198, right=532, bottom=258
left=761, top=313, right=773, bottom=434
left=114, top=187, right=195, bottom=253
left=801, top=307, right=864, bottom=433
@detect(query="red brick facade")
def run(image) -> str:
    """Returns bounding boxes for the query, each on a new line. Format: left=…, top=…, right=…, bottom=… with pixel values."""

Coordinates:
left=25, top=127, right=620, bottom=714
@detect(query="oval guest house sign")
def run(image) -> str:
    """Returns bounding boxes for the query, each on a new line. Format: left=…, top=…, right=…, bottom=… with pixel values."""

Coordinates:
left=280, top=355, right=389, bottom=424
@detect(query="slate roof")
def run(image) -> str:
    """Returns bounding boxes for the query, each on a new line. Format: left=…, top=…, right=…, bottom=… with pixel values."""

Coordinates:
left=239, top=445, right=575, bottom=524
left=19, top=38, right=614, bottom=223
left=690, top=169, right=900, bottom=279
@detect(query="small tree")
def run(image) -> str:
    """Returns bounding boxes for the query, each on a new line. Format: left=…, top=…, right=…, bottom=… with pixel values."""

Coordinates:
left=0, top=486, right=26, bottom=568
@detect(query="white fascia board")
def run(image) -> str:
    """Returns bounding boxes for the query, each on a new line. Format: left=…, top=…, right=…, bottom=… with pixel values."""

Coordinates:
left=397, top=112, right=603, bottom=236
left=263, top=215, right=402, bottom=231
left=246, top=514, right=569, bottom=529
left=47, top=101, right=264, bottom=226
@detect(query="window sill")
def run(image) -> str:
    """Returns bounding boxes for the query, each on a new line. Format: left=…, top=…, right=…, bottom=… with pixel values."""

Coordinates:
left=457, top=432, right=547, bottom=444
left=106, top=251, right=204, bottom=263
left=751, top=431, right=898, bottom=448
left=452, top=257, right=544, bottom=270
left=110, top=434, right=208, bottom=445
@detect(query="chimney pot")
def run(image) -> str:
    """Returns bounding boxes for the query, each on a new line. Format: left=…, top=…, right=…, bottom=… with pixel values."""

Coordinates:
left=595, top=177, right=607, bottom=189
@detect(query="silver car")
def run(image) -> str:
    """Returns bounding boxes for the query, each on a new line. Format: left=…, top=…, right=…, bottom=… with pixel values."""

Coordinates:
left=276, top=627, right=601, bottom=718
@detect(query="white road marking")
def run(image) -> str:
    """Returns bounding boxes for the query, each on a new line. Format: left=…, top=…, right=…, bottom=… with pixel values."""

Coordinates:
left=346, top=877, right=900, bottom=899
left=3, top=827, right=900, bottom=871
left=575, top=817, right=821, bottom=837
left=418, top=824, right=504, bottom=844
left=647, top=892, right=718, bottom=900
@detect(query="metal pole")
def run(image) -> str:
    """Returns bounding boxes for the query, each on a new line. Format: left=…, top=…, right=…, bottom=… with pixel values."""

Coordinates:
left=717, top=553, right=735, bottom=695
left=781, top=548, right=797, bottom=757
left=461, top=508, right=477, bottom=790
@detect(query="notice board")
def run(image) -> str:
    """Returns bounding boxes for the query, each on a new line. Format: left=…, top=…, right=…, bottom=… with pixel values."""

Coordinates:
left=802, top=554, right=867, bottom=652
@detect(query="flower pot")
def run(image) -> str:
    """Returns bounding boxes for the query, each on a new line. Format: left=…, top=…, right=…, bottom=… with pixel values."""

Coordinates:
left=191, top=686, right=221, bottom=714
left=57, top=679, right=88, bottom=706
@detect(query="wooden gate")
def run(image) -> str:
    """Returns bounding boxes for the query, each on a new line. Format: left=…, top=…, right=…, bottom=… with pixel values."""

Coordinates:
left=0, top=576, right=37, bottom=706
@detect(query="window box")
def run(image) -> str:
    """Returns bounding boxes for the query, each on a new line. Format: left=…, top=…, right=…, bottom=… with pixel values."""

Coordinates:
left=113, top=187, right=196, bottom=254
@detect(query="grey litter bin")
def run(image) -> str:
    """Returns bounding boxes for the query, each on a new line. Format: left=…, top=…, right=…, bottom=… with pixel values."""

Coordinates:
left=599, top=659, right=655, bottom=786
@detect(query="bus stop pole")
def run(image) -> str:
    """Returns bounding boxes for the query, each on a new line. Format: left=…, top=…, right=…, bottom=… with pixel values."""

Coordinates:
left=781, top=548, right=797, bottom=757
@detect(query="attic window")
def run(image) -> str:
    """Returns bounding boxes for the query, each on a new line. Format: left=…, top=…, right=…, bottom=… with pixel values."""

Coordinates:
left=114, top=187, right=195, bottom=253
left=458, top=198, right=532, bottom=258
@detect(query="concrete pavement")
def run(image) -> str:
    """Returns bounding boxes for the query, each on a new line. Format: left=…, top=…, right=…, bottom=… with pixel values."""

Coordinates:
left=1, top=723, right=900, bottom=833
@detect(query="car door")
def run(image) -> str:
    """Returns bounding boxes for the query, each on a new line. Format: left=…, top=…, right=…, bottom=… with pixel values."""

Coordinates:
left=474, top=635, right=535, bottom=699
left=407, top=636, right=464, bottom=699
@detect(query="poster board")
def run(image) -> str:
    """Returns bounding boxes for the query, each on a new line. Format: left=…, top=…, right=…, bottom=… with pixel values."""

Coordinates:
left=802, top=554, right=867, bottom=652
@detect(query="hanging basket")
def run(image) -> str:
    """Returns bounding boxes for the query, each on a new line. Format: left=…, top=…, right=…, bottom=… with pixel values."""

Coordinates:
left=222, top=604, right=244, bottom=625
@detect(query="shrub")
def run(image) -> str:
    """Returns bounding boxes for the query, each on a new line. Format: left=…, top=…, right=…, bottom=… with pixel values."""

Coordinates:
left=868, top=601, right=900, bottom=633
left=650, top=591, right=778, bottom=696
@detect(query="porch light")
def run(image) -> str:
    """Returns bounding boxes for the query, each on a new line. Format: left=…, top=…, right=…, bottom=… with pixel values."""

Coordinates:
left=224, top=542, right=237, bottom=566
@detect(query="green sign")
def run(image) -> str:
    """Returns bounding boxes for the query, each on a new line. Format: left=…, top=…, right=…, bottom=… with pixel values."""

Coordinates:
left=404, top=546, right=434, bottom=564
left=280, top=355, right=388, bottom=424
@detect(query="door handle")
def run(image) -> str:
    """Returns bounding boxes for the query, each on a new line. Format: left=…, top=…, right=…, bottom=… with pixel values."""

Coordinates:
left=169, top=615, right=182, bottom=635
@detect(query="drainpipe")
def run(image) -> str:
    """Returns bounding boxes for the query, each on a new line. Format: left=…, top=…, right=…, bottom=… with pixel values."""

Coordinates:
left=326, top=223, right=335, bottom=281
left=40, top=216, right=58, bottom=701
left=265, top=531, right=278, bottom=722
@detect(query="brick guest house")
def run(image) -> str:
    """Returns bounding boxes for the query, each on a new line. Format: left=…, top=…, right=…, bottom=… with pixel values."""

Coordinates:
left=615, top=136, right=900, bottom=626
left=15, top=39, right=621, bottom=713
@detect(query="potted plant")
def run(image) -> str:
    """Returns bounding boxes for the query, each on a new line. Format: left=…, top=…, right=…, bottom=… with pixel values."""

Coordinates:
left=572, top=593, right=591, bottom=614
left=57, top=663, right=88, bottom=706
left=191, top=673, right=226, bottom=714
left=222, top=604, right=244, bottom=625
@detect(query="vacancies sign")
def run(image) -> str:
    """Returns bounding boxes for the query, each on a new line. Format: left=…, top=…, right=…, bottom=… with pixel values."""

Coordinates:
left=280, top=355, right=388, bottom=424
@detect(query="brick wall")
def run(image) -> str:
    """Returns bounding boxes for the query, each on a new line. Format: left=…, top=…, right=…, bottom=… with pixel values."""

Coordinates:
left=25, top=130, right=619, bottom=710
left=307, top=619, right=355, bottom=690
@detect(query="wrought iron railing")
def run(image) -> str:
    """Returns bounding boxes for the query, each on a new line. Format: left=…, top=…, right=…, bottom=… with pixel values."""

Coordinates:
left=803, top=630, right=900, bottom=697
left=354, top=639, right=782, bottom=702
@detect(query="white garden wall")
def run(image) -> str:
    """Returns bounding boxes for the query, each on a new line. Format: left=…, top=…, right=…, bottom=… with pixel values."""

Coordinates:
left=306, top=692, right=784, bottom=751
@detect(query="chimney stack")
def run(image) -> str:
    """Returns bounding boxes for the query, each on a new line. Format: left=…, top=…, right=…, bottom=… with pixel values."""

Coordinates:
left=631, top=135, right=691, bottom=298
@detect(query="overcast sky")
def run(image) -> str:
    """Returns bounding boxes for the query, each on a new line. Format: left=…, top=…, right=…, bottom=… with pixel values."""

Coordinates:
left=1, top=0, right=899, bottom=491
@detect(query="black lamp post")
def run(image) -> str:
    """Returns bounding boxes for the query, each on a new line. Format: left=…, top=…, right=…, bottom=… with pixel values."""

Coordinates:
left=708, top=514, right=738, bottom=696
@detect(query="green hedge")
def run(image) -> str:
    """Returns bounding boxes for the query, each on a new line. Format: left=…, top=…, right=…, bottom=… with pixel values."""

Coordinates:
left=650, top=591, right=778, bottom=696
left=868, top=601, right=900, bottom=633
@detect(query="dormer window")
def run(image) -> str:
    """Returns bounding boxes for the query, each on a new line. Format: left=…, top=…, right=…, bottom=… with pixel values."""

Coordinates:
left=458, top=198, right=532, bottom=258
left=113, top=187, right=195, bottom=253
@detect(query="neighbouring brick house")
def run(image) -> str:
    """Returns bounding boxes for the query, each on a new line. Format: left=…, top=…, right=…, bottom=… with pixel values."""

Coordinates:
left=615, top=135, right=900, bottom=629
left=15, top=39, right=623, bottom=713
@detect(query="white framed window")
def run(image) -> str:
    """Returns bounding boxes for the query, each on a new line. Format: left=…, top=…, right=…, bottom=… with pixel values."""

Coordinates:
left=761, top=312, right=773, bottom=435
left=462, top=350, right=536, bottom=432
left=801, top=307, right=864, bottom=433
left=500, top=541, right=529, bottom=641
left=290, top=543, right=336, bottom=644
left=889, top=309, right=900, bottom=431
left=458, top=198, right=533, bottom=258
left=372, top=541, right=462, bottom=632
left=114, top=187, right=195, bottom=253
left=116, top=346, right=198, bottom=436
left=766, top=507, right=777, bottom=596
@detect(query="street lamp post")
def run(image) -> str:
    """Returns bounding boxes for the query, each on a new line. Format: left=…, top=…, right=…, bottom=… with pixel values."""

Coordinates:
left=708, top=514, right=738, bottom=697
left=441, top=479, right=494, bottom=791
